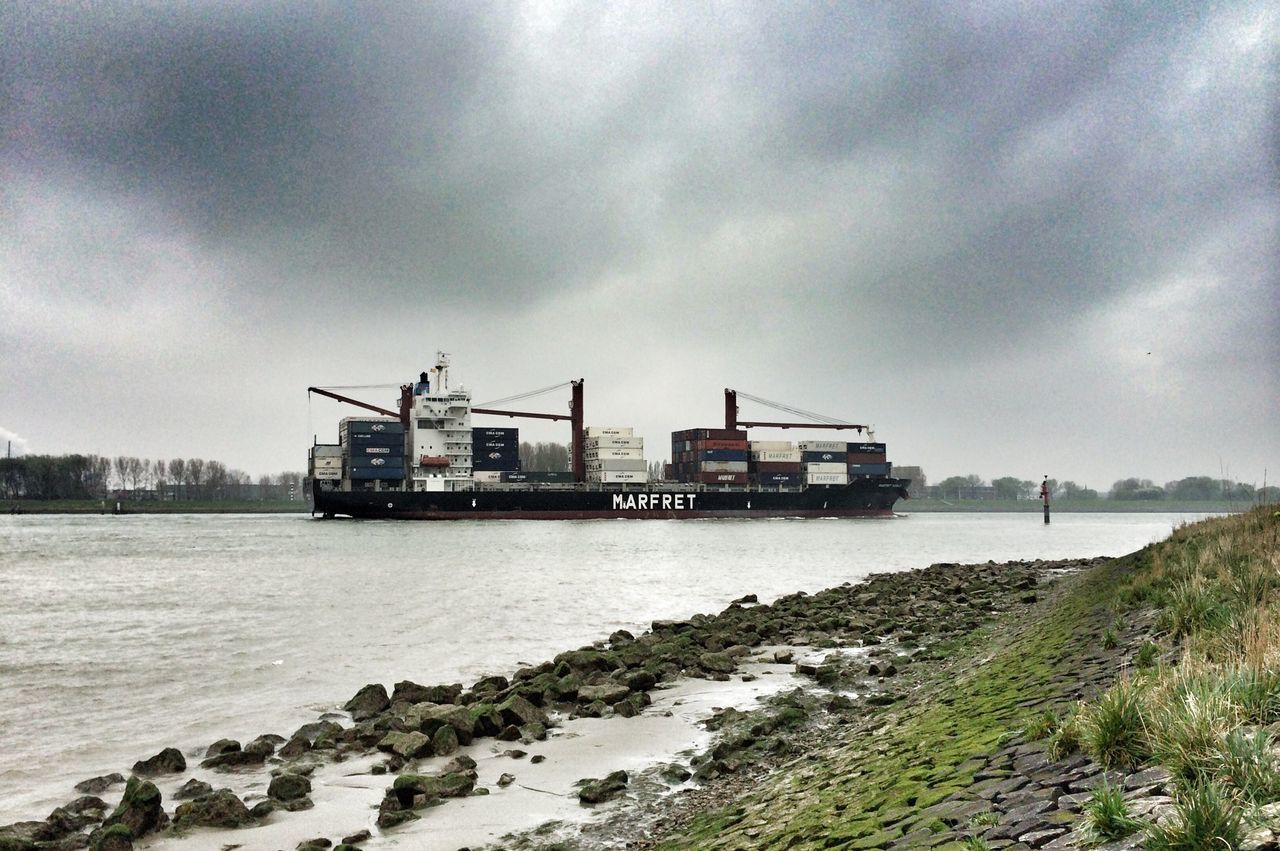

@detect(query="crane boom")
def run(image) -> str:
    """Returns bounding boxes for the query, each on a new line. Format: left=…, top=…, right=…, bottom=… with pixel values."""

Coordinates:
left=308, top=386, right=403, bottom=421
left=724, top=389, right=868, bottom=432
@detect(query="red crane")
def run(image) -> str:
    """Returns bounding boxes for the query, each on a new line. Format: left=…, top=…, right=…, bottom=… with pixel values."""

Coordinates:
left=308, top=380, right=587, bottom=482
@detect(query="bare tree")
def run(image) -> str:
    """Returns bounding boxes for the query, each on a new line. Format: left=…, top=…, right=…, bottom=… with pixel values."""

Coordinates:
left=168, top=458, right=187, bottom=499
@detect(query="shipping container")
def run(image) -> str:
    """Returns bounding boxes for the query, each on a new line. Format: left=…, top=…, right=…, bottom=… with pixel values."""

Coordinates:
left=699, top=438, right=748, bottom=450
left=587, top=470, right=648, bottom=483
left=801, top=450, right=845, bottom=463
left=698, top=461, right=749, bottom=473
left=501, top=471, right=574, bottom=483
left=848, top=442, right=886, bottom=453
left=797, top=440, right=846, bottom=453
left=586, top=426, right=633, bottom=437
left=473, top=427, right=518, bottom=438
left=693, top=449, right=747, bottom=462
left=751, top=461, right=804, bottom=473
left=312, top=444, right=343, bottom=458
left=341, top=418, right=404, bottom=434
left=748, top=441, right=794, bottom=451
left=585, top=459, right=648, bottom=472
left=671, top=428, right=747, bottom=441
left=847, top=452, right=888, bottom=464
left=752, top=450, right=802, bottom=462
left=473, top=439, right=518, bottom=451
left=848, top=463, right=892, bottom=476
left=804, top=462, right=846, bottom=474
left=806, top=472, right=849, bottom=485
left=585, top=435, right=644, bottom=449
left=355, top=445, right=398, bottom=455
left=692, top=472, right=749, bottom=485
left=472, top=471, right=502, bottom=482
left=752, top=472, right=802, bottom=486
left=584, top=446, right=645, bottom=460
left=349, top=467, right=405, bottom=481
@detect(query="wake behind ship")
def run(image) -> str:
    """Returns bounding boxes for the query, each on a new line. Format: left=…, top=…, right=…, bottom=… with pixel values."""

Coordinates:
left=308, top=353, right=910, bottom=520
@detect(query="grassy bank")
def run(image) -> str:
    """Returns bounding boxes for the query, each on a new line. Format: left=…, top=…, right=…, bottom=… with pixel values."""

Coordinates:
left=1, top=499, right=309, bottom=514
left=661, top=506, right=1279, bottom=849
left=900, top=497, right=1257, bottom=513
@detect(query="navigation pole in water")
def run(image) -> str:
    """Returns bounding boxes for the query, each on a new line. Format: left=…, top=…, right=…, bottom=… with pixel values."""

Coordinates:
left=1041, top=476, right=1051, bottom=524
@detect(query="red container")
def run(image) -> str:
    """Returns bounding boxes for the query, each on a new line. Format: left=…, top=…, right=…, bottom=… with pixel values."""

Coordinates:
left=752, top=461, right=804, bottom=473
left=695, top=471, right=749, bottom=484
left=697, top=439, right=748, bottom=450
left=847, top=452, right=888, bottom=464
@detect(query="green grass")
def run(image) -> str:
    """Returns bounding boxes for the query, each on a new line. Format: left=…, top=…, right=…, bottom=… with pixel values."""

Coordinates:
left=1143, top=780, right=1244, bottom=850
left=1077, top=678, right=1150, bottom=770
left=1135, top=641, right=1160, bottom=669
left=1079, top=779, right=1143, bottom=845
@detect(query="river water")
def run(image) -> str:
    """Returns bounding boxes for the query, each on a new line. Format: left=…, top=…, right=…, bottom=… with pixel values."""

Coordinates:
left=0, top=511, right=1208, bottom=824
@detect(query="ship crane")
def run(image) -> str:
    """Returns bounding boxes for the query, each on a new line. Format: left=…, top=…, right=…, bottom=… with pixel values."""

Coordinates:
left=308, top=380, right=587, bottom=483
left=725, top=389, right=872, bottom=438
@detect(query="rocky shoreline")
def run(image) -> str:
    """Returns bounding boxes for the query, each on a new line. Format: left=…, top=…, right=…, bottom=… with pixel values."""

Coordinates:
left=2, top=554, right=1126, bottom=851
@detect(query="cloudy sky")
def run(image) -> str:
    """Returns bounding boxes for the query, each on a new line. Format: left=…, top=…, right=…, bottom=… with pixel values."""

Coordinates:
left=2, top=1, right=1276, bottom=489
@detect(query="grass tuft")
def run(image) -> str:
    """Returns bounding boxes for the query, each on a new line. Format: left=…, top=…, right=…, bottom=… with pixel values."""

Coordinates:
left=1078, top=778, right=1143, bottom=845
left=1143, top=780, right=1244, bottom=850
left=1078, top=679, right=1150, bottom=770
left=1135, top=641, right=1160, bottom=669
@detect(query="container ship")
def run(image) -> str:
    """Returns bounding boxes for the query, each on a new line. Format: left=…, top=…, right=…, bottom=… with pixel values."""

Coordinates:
left=308, top=353, right=910, bottom=520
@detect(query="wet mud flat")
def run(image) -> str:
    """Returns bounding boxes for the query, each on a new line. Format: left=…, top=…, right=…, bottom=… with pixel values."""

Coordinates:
left=1, top=556, right=1092, bottom=851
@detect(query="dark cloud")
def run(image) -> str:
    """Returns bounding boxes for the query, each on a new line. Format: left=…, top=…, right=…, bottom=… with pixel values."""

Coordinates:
left=1, top=1, right=1275, bottom=481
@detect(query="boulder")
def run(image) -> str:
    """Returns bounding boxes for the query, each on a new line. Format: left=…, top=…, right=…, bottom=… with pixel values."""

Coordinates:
left=391, top=681, right=461, bottom=705
left=292, top=720, right=342, bottom=744
left=172, top=789, right=253, bottom=829
left=342, top=683, right=389, bottom=720
left=376, top=731, right=433, bottom=760
left=102, top=777, right=166, bottom=839
left=244, top=735, right=279, bottom=758
left=74, top=773, right=125, bottom=795
left=431, top=726, right=459, bottom=757
left=469, top=704, right=504, bottom=737
left=130, top=747, right=185, bottom=776
left=623, top=669, right=656, bottom=692
left=268, top=773, right=312, bottom=802
left=341, top=829, right=371, bottom=845
left=471, top=675, right=509, bottom=695
left=279, top=735, right=311, bottom=759
left=204, top=739, right=240, bottom=759
left=200, top=748, right=266, bottom=769
left=578, top=683, right=631, bottom=705
left=406, top=703, right=474, bottom=741
left=578, top=770, right=628, bottom=804
left=698, top=652, right=736, bottom=674
left=173, top=779, right=213, bottom=800
left=88, top=823, right=132, bottom=851
left=391, top=772, right=474, bottom=807
left=496, top=694, right=547, bottom=727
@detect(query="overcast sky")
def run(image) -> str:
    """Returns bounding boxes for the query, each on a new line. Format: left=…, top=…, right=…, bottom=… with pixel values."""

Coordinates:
left=2, top=1, right=1277, bottom=489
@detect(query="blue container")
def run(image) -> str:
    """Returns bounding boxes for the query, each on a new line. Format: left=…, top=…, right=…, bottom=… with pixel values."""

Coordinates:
left=802, top=450, right=844, bottom=463
left=347, top=420, right=404, bottom=434
left=848, top=442, right=886, bottom=453
left=473, top=427, right=518, bottom=439
left=349, top=468, right=404, bottom=481
left=697, top=449, right=748, bottom=462
left=848, top=463, right=891, bottom=476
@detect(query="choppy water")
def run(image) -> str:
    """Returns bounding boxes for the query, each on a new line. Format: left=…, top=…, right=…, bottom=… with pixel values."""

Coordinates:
left=0, top=511, right=1208, bottom=822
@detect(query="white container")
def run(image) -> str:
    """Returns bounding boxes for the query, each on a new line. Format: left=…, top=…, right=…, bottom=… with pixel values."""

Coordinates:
left=585, top=436, right=644, bottom=449
left=805, top=462, right=846, bottom=474
left=752, top=450, right=802, bottom=462
left=586, top=426, right=633, bottom=437
left=806, top=472, right=849, bottom=485
left=472, top=471, right=501, bottom=482
left=584, top=447, right=644, bottom=460
left=312, top=445, right=344, bottom=458
left=798, top=440, right=847, bottom=452
left=699, top=461, right=749, bottom=473
left=588, top=470, right=648, bottom=483
left=749, top=441, right=793, bottom=451
left=585, top=459, right=648, bottom=472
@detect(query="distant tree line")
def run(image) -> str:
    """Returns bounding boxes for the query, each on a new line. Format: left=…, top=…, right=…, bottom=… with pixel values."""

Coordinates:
left=1, top=454, right=304, bottom=501
left=518, top=442, right=571, bottom=472
left=922, top=473, right=1277, bottom=502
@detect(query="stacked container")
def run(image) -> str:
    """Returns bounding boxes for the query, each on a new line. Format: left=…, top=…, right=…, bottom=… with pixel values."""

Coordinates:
left=798, top=440, right=850, bottom=486
left=585, top=427, right=647, bottom=483
left=341, top=418, right=406, bottom=482
left=310, top=444, right=343, bottom=481
left=748, top=440, right=803, bottom=487
left=670, top=428, right=749, bottom=485
left=847, top=442, right=891, bottom=478
left=472, top=427, right=520, bottom=473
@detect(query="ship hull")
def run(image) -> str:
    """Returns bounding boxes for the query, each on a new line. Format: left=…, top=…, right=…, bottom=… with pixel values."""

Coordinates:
left=312, top=478, right=909, bottom=520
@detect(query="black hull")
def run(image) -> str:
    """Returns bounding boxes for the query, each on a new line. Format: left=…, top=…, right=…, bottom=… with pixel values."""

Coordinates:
left=312, top=478, right=910, bottom=520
